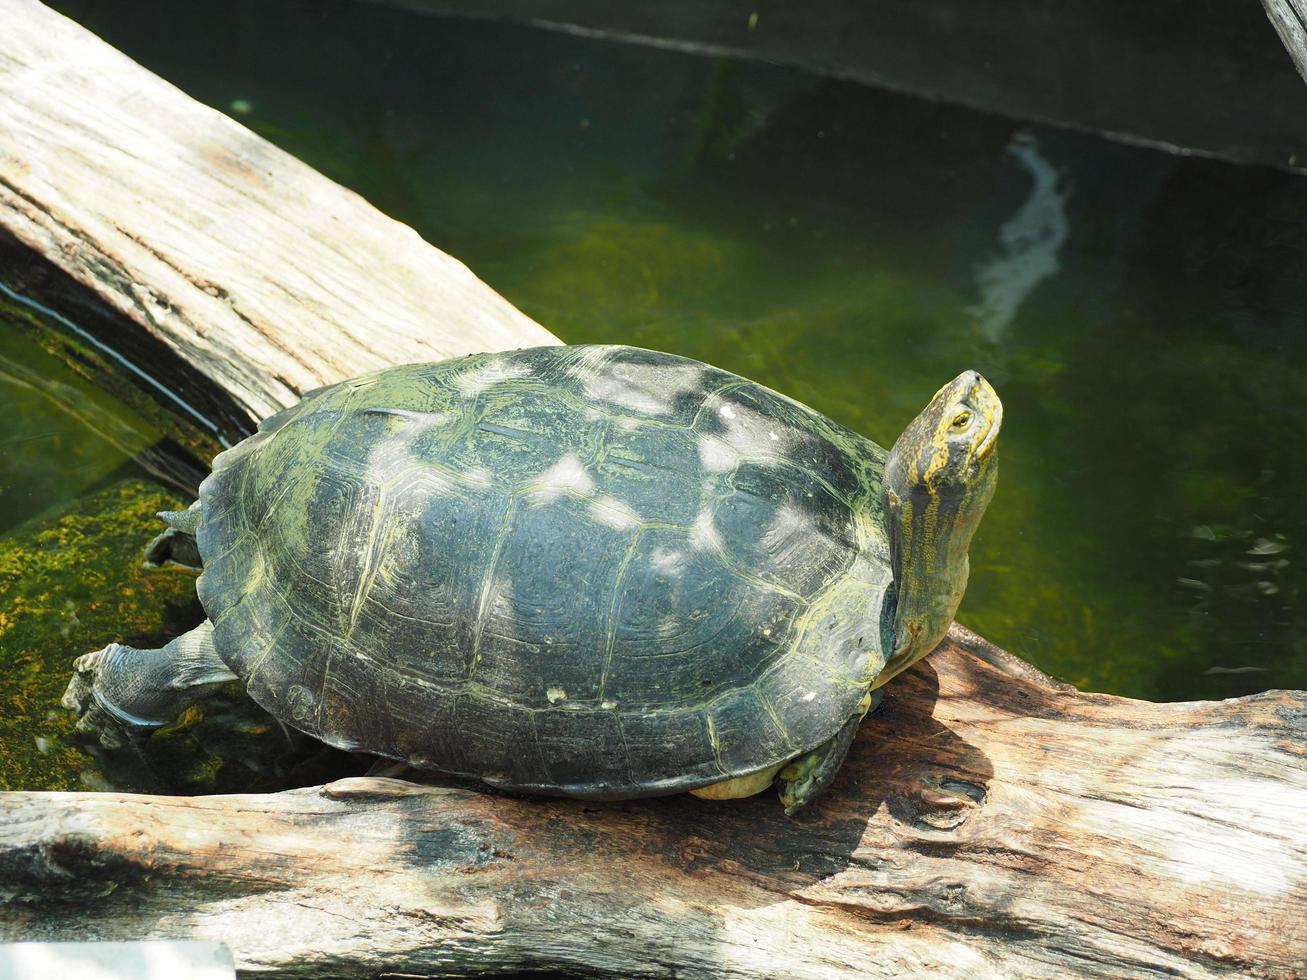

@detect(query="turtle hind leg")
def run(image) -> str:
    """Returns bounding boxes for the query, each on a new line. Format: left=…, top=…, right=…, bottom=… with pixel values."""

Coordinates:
left=144, top=500, right=203, bottom=570
left=62, top=619, right=237, bottom=749
left=777, top=688, right=883, bottom=815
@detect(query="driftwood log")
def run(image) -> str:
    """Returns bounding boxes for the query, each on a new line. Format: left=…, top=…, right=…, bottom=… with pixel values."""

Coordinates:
left=3, top=631, right=1306, bottom=978
left=2, top=2, right=1307, bottom=977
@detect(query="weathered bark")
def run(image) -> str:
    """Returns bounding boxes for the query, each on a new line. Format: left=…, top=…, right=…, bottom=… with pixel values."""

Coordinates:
left=0, top=0, right=558, bottom=427
left=3, top=632, right=1305, bottom=978
left=1, top=1, right=1306, bottom=977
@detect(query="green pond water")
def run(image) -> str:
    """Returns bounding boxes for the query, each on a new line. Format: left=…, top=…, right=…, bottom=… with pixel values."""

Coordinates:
left=4, top=0, right=1307, bottom=792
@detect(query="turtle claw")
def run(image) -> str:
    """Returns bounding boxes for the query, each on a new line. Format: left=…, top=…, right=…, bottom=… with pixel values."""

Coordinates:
left=62, top=645, right=146, bottom=750
left=75, top=703, right=131, bottom=750
left=61, top=647, right=103, bottom=717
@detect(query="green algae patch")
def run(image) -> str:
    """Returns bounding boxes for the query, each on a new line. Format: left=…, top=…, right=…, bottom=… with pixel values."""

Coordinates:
left=0, top=479, right=198, bottom=791
left=0, top=478, right=356, bottom=793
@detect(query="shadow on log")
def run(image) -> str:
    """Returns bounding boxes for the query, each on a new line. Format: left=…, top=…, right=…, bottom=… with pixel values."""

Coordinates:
left=1, top=2, right=1306, bottom=977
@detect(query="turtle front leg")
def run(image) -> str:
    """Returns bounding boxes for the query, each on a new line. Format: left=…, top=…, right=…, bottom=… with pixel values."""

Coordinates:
left=62, top=620, right=237, bottom=748
left=777, top=688, right=882, bottom=815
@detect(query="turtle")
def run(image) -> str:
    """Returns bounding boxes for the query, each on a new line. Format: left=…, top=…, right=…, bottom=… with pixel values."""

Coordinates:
left=63, top=344, right=1001, bottom=812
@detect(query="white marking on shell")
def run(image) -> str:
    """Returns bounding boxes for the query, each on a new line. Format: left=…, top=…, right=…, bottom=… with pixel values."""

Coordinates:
left=600, top=699, right=618, bottom=710
left=362, top=409, right=460, bottom=495
left=590, top=495, right=642, bottom=530
left=454, top=359, right=532, bottom=397
left=406, top=469, right=459, bottom=497
left=547, top=686, right=567, bottom=703
left=461, top=465, right=494, bottom=488
left=584, top=360, right=706, bottom=416
left=562, top=345, right=613, bottom=380
left=658, top=613, right=686, bottom=640
left=713, top=398, right=794, bottom=463
left=650, top=548, right=685, bottom=574
left=691, top=509, right=723, bottom=552
left=374, top=407, right=454, bottom=430
left=698, top=435, right=739, bottom=473
left=529, top=453, right=595, bottom=504
left=347, top=415, right=470, bottom=633
left=802, top=691, right=816, bottom=702
left=762, top=502, right=825, bottom=568
left=365, top=410, right=451, bottom=465
left=765, top=502, right=807, bottom=542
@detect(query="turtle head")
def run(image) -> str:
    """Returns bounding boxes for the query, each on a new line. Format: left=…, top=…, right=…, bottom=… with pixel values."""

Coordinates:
left=878, top=371, right=1001, bottom=684
left=887, top=370, right=1001, bottom=507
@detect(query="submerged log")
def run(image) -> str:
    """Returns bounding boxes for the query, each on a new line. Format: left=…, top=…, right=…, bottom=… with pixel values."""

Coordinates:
left=1, top=1, right=1306, bottom=977
left=3, top=632, right=1306, bottom=978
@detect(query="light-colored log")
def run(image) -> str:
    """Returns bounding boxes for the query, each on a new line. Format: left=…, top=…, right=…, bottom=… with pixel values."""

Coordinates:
left=3, top=631, right=1305, bottom=978
left=0, top=0, right=558, bottom=426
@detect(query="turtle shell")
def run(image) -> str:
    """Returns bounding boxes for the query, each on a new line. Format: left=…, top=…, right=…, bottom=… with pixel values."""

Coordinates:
left=196, top=345, right=893, bottom=798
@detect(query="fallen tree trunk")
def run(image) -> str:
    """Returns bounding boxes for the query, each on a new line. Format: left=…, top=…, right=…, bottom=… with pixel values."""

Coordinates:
left=1, top=2, right=1306, bottom=977
left=0, top=0, right=558, bottom=428
left=3, top=631, right=1306, bottom=978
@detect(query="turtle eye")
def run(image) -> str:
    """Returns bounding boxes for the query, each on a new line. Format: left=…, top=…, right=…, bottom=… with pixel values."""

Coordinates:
left=950, top=411, right=973, bottom=431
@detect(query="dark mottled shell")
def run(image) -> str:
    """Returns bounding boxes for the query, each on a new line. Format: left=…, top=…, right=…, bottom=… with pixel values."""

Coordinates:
left=196, top=345, right=892, bottom=798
